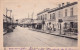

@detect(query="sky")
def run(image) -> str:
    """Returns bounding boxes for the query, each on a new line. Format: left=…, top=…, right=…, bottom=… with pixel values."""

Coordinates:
left=1, top=0, right=78, bottom=20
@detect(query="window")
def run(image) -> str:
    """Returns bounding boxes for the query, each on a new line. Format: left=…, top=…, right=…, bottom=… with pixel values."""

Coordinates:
left=58, top=24, right=60, bottom=29
left=43, top=15, right=44, bottom=20
left=73, top=23, right=78, bottom=28
left=50, top=14, right=52, bottom=19
left=38, top=16, right=39, bottom=20
left=53, top=24, right=54, bottom=28
left=65, top=9, right=67, bottom=16
left=41, top=15, right=42, bottom=20
left=70, top=22, right=78, bottom=28
left=38, top=16, right=40, bottom=20
left=45, top=14, right=47, bottom=20
left=70, top=22, right=74, bottom=28
left=59, top=11, right=60, bottom=17
left=70, top=7, right=73, bottom=16
left=52, top=13, right=55, bottom=19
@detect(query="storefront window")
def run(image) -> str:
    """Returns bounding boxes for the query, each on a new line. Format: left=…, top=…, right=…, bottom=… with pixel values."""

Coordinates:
left=70, top=22, right=73, bottom=28
left=73, top=23, right=78, bottom=28
left=70, top=22, right=78, bottom=33
left=70, top=22, right=77, bottom=28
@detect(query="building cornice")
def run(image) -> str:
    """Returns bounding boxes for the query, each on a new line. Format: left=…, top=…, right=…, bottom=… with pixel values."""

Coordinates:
left=37, top=10, right=49, bottom=15
left=48, top=2, right=78, bottom=13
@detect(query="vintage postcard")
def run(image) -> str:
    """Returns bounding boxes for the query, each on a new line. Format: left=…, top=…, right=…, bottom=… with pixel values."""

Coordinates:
left=0, top=0, right=80, bottom=50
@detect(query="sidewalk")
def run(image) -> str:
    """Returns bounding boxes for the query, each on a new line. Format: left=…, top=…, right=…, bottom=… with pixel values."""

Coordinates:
left=29, top=28, right=78, bottom=40
left=50, top=32, right=78, bottom=40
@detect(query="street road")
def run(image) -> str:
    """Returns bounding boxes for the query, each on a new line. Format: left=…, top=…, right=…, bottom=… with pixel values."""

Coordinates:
left=3, top=26, right=77, bottom=47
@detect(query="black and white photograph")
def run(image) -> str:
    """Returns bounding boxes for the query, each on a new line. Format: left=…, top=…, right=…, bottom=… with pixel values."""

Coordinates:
left=2, top=0, right=78, bottom=47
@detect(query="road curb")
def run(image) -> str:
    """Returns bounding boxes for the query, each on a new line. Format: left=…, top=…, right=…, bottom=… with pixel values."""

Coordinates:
left=30, top=29, right=78, bottom=40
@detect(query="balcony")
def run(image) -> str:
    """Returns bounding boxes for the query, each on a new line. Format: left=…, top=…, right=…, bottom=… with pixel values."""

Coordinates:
left=63, top=15, right=77, bottom=21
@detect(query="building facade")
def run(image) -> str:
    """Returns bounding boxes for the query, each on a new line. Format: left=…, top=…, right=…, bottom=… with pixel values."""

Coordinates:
left=37, top=2, right=78, bottom=35
left=37, top=8, right=50, bottom=30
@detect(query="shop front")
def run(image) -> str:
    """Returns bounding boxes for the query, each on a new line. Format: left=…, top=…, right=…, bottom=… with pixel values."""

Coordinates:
left=63, top=22, right=78, bottom=35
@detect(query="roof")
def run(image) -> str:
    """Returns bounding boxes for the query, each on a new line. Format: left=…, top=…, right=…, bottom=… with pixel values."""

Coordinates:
left=48, top=2, right=78, bottom=13
left=37, top=8, right=50, bottom=15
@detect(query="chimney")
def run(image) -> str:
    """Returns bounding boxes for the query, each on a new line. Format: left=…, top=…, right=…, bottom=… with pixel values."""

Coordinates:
left=59, top=4, right=61, bottom=8
left=67, top=2, right=70, bottom=5
left=46, top=8, right=50, bottom=11
left=62, top=3, right=64, bottom=7
left=52, top=8, right=56, bottom=10
left=56, top=7, right=58, bottom=9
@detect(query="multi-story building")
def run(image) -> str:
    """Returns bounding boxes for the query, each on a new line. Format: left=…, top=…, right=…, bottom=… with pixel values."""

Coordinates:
left=48, top=2, right=78, bottom=34
left=37, top=2, right=78, bottom=35
left=37, top=8, right=50, bottom=30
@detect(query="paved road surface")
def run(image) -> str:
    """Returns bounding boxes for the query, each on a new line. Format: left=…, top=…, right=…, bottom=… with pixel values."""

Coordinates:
left=3, top=26, right=77, bottom=47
